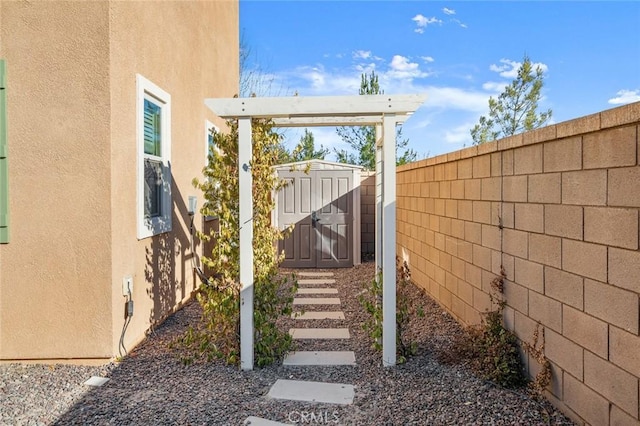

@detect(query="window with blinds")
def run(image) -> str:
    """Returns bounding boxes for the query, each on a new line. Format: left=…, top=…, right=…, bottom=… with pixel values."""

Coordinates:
left=137, top=75, right=171, bottom=239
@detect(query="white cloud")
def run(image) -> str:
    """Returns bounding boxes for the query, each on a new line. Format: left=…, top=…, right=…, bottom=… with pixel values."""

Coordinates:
left=421, top=56, right=435, bottom=63
left=489, top=58, right=548, bottom=79
left=412, top=14, right=442, bottom=33
left=444, top=122, right=475, bottom=145
left=451, top=19, right=468, bottom=28
left=608, top=89, right=640, bottom=105
left=482, top=81, right=508, bottom=93
left=443, top=8, right=456, bottom=15
left=388, top=55, right=429, bottom=80
left=352, top=50, right=371, bottom=60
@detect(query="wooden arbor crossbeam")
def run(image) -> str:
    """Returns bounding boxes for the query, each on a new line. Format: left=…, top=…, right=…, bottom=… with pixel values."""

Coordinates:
left=205, top=94, right=427, bottom=370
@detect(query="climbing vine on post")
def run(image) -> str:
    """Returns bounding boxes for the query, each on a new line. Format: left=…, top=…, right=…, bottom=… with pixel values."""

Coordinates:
left=179, top=118, right=296, bottom=367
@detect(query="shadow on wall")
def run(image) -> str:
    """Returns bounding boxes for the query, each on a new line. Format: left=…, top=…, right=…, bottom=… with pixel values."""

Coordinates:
left=144, top=173, right=199, bottom=328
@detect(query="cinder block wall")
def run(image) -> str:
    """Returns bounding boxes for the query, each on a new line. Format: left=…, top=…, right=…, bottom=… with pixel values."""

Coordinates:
left=361, top=171, right=376, bottom=256
left=397, top=102, right=640, bottom=426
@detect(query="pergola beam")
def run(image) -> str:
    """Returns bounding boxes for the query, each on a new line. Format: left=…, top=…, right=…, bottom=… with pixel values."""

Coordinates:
left=272, top=115, right=409, bottom=127
left=206, top=94, right=424, bottom=120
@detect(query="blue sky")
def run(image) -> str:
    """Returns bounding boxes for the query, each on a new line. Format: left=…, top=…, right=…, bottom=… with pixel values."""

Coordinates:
left=240, top=1, right=640, bottom=160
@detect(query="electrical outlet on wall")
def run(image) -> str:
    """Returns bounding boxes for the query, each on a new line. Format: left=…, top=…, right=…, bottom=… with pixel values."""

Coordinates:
left=122, top=276, right=133, bottom=296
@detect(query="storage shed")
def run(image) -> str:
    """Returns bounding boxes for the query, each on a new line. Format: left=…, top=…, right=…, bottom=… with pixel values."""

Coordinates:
left=274, top=159, right=362, bottom=268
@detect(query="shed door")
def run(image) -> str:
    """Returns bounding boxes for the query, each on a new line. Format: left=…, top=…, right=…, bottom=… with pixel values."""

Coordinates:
left=278, top=170, right=353, bottom=268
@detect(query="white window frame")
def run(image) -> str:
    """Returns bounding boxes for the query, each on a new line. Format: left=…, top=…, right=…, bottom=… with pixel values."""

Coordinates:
left=137, top=74, right=172, bottom=239
left=205, top=119, right=219, bottom=165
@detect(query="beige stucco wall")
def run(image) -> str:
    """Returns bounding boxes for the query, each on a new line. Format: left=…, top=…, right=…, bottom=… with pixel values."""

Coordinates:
left=107, top=1, right=239, bottom=354
left=0, top=1, right=113, bottom=359
left=397, top=102, right=640, bottom=425
left=0, top=0, right=238, bottom=360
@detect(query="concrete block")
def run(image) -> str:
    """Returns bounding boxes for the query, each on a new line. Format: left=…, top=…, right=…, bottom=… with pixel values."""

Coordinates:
left=545, top=328, right=584, bottom=380
left=473, top=154, right=491, bottom=178
left=503, top=175, right=528, bottom=202
left=473, top=201, right=492, bottom=224
left=545, top=204, right=583, bottom=240
left=609, top=248, right=640, bottom=294
left=585, top=207, right=638, bottom=250
left=515, top=203, right=544, bottom=233
left=502, top=149, right=514, bottom=175
left=481, top=177, right=502, bottom=201
left=451, top=180, right=465, bottom=199
left=472, top=244, right=492, bottom=271
left=544, top=266, right=583, bottom=310
left=503, top=228, right=529, bottom=259
left=610, top=326, right=640, bottom=378
left=563, top=372, right=610, bottom=426
left=563, top=305, right=608, bottom=358
left=543, top=136, right=582, bottom=172
left=562, top=239, right=608, bottom=282
left=584, top=351, right=639, bottom=417
left=529, top=234, right=561, bottom=269
left=491, top=152, right=502, bottom=177
left=585, top=279, right=639, bottom=334
left=514, top=257, right=544, bottom=293
left=440, top=181, right=451, bottom=199
left=514, top=144, right=543, bottom=175
left=503, top=280, right=528, bottom=315
left=465, top=222, right=482, bottom=245
left=609, top=166, right=640, bottom=208
left=464, top=179, right=481, bottom=200
left=562, top=169, right=607, bottom=206
left=583, top=126, right=637, bottom=169
left=528, top=173, right=561, bottom=204
left=458, top=158, right=473, bottom=179
left=601, top=101, right=640, bottom=129
left=556, top=112, right=601, bottom=139
left=528, top=291, right=562, bottom=332
left=610, top=404, right=640, bottom=426
left=481, top=224, right=501, bottom=251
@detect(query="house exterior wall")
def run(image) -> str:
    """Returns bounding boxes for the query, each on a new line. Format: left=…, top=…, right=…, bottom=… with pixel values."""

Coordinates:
left=397, top=102, right=640, bottom=425
left=107, top=0, right=238, bottom=357
left=0, top=1, right=238, bottom=361
left=0, top=1, right=113, bottom=359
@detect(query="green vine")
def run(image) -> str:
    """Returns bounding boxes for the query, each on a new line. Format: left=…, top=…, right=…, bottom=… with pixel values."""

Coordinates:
left=176, top=118, right=296, bottom=367
left=359, top=257, right=421, bottom=363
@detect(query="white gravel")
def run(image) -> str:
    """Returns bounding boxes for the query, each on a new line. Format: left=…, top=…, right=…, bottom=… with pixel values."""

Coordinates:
left=0, top=262, right=574, bottom=425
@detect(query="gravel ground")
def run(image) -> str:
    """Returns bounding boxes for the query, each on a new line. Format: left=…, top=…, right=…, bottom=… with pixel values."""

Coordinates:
left=1, top=262, right=574, bottom=425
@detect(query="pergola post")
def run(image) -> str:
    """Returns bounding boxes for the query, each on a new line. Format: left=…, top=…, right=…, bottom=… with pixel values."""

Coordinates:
left=238, top=117, right=254, bottom=371
left=375, top=125, right=383, bottom=273
left=381, top=114, right=397, bottom=367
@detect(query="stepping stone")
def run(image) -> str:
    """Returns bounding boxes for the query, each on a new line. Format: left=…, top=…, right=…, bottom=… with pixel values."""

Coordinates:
left=284, top=351, right=356, bottom=366
left=289, top=328, right=350, bottom=339
left=292, top=311, right=345, bottom=320
left=293, top=297, right=340, bottom=305
left=84, top=376, right=110, bottom=387
left=296, top=288, right=338, bottom=294
left=243, top=416, right=288, bottom=426
left=298, top=279, right=336, bottom=285
left=297, top=272, right=334, bottom=277
left=268, top=379, right=354, bottom=405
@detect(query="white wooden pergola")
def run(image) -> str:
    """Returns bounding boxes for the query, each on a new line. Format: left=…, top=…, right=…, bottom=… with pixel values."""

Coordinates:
left=205, top=94, right=426, bottom=370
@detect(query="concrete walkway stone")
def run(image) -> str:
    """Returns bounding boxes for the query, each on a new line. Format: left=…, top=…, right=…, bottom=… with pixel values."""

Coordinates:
left=292, top=297, right=340, bottom=305
left=297, top=279, right=336, bottom=285
left=243, top=416, right=289, bottom=425
left=292, top=311, right=345, bottom=320
left=267, top=379, right=355, bottom=405
left=283, top=351, right=356, bottom=366
left=296, top=288, right=339, bottom=294
left=289, top=328, right=350, bottom=339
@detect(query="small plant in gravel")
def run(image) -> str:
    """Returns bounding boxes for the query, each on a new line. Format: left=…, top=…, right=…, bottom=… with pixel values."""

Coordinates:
left=175, top=118, right=297, bottom=367
left=359, top=257, right=421, bottom=363
left=522, top=323, right=552, bottom=399
left=442, top=267, right=527, bottom=388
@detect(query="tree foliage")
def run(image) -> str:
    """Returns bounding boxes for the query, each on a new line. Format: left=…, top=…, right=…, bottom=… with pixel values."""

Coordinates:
left=335, top=71, right=417, bottom=170
left=289, top=129, right=328, bottom=162
left=180, top=119, right=296, bottom=367
left=471, top=56, right=552, bottom=145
